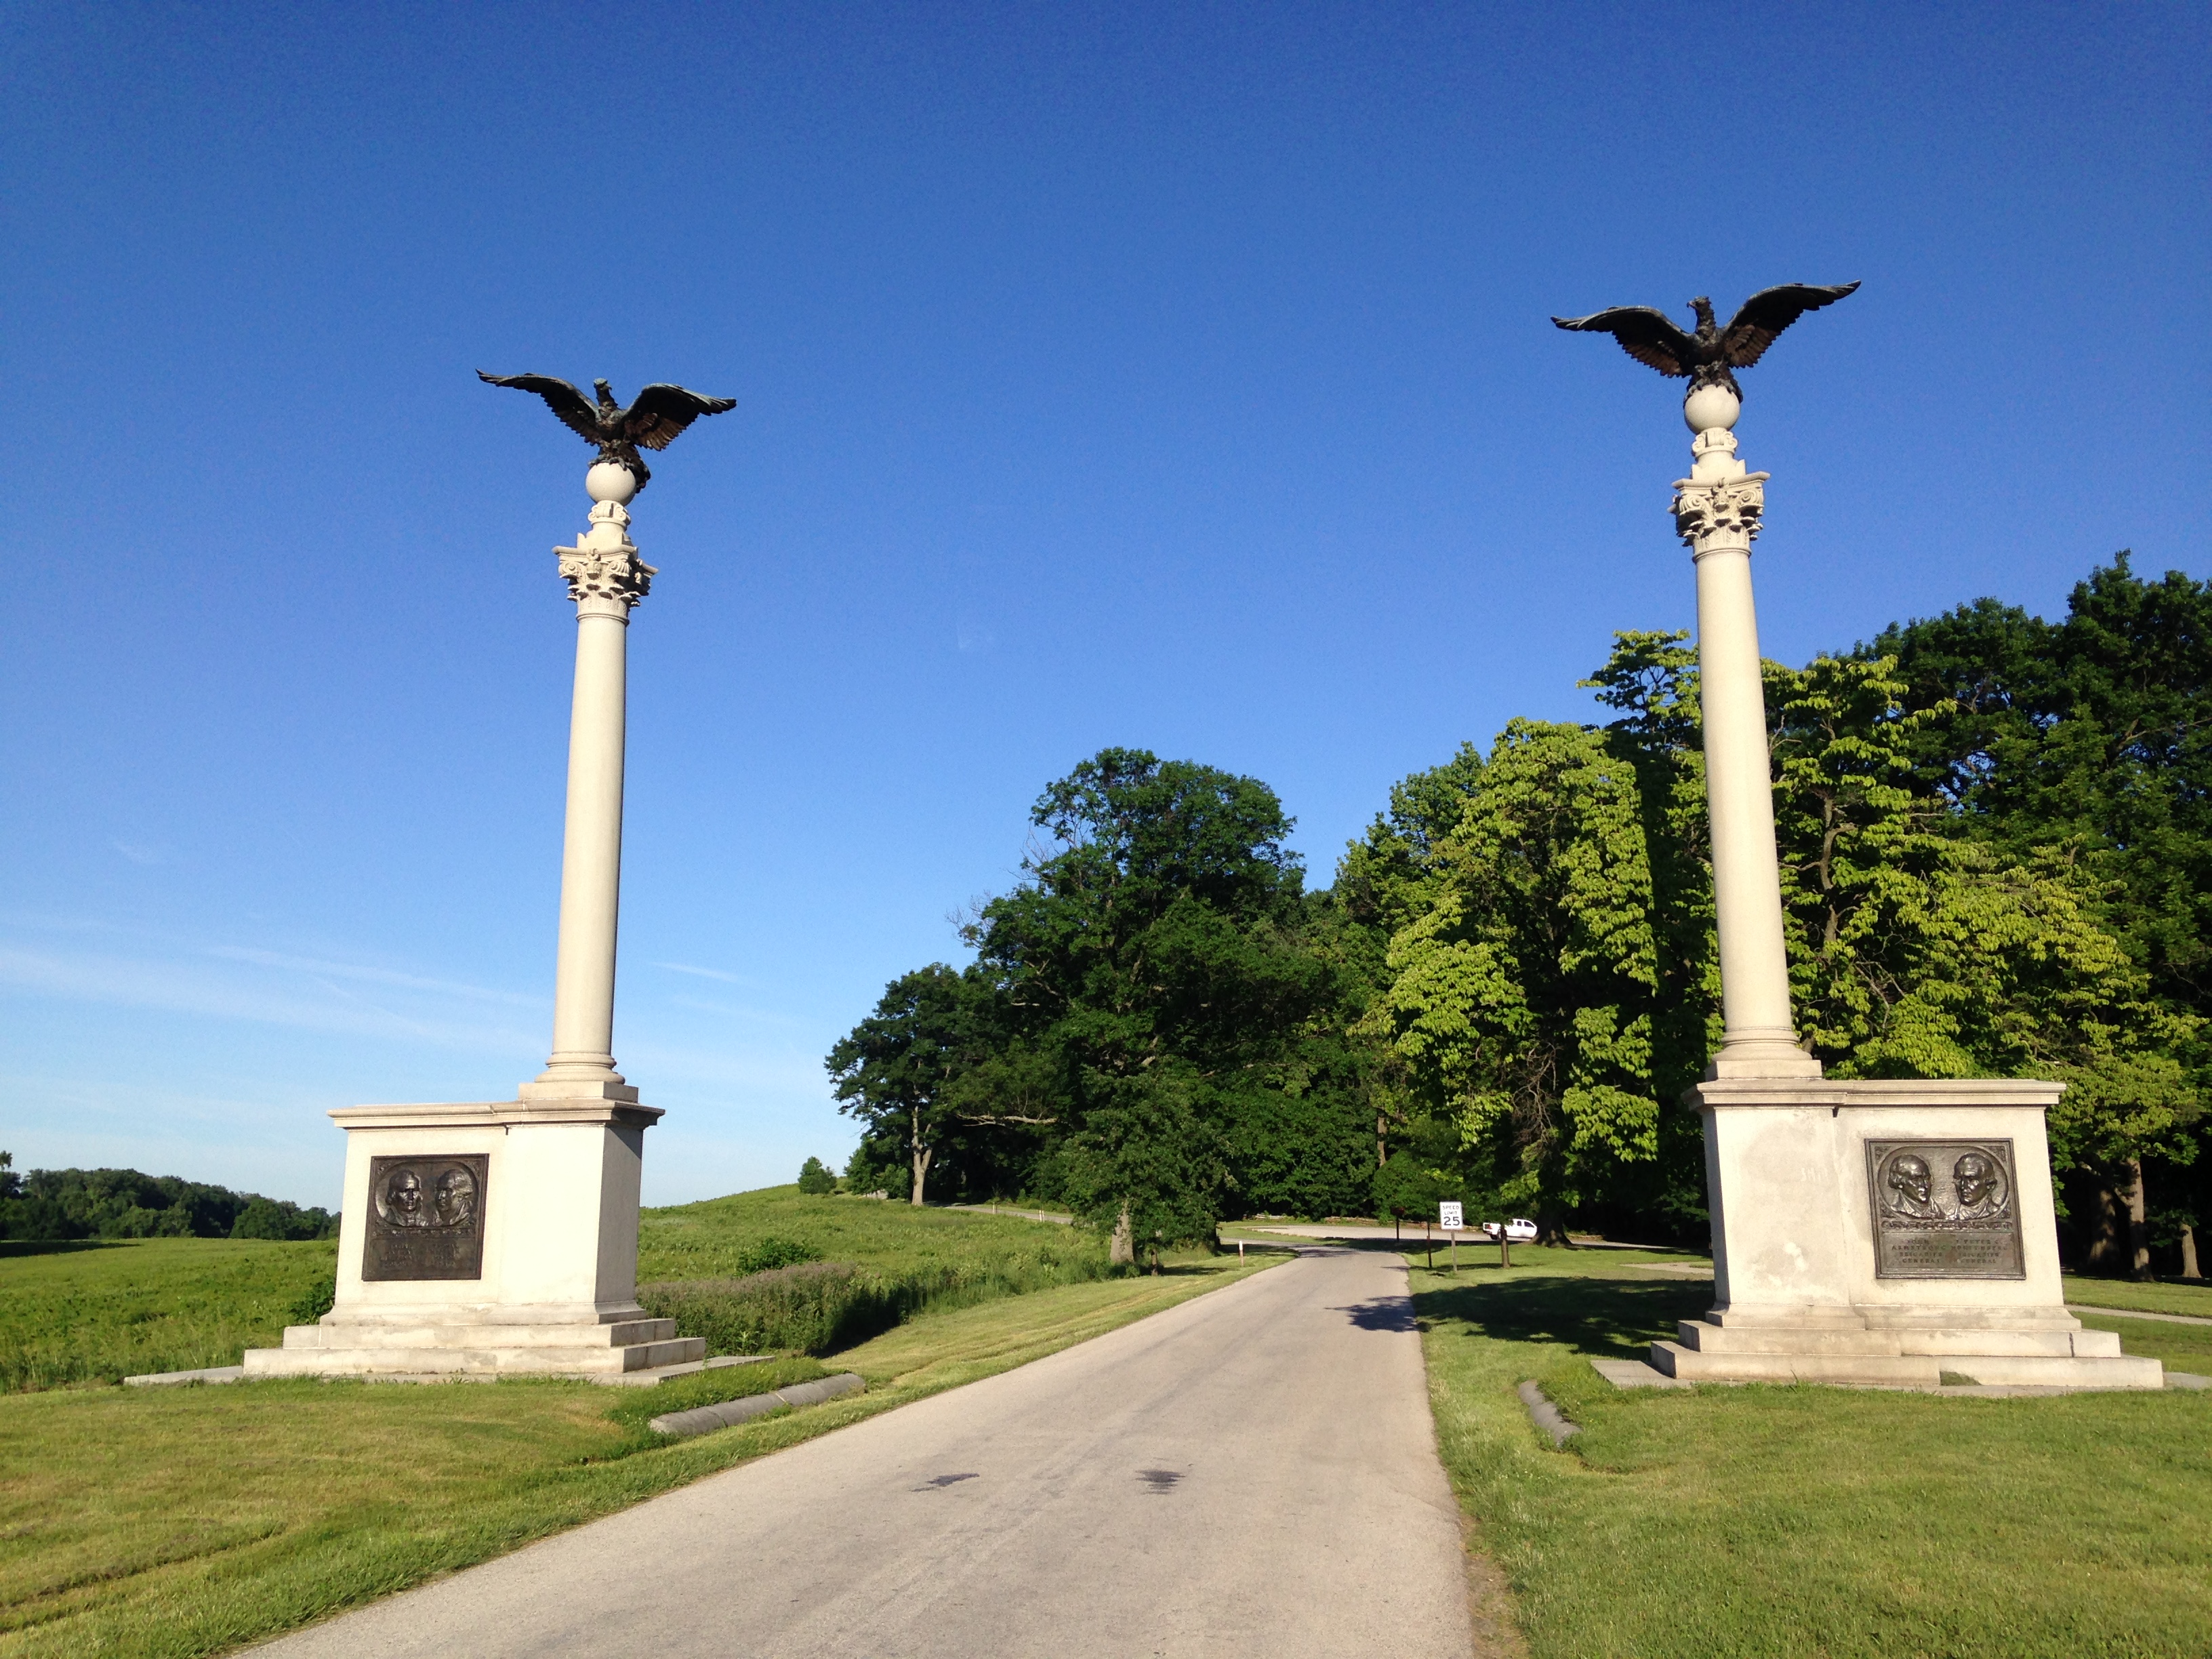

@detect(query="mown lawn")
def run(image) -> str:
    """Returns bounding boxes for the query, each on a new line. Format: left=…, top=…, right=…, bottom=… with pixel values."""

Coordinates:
left=0, top=1251, right=1276, bottom=1658
left=1411, top=1256, right=2212, bottom=1659
left=2061, top=1275, right=2212, bottom=1319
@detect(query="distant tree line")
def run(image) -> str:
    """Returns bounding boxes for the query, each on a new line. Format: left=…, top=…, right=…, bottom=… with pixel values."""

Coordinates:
left=0, top=1153, right=338, bottom=1243
left=826, top=554, right=2207, bottom=1278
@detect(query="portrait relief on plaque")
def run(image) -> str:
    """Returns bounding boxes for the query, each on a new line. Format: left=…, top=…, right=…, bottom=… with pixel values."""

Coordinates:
left=362, top=1153, right=489, bottom=1281
left=1863, top=1140, right=2024, bottom=1279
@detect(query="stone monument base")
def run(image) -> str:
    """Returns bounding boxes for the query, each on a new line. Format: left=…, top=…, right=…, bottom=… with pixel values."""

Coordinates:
left=243, top=1312, right=701, bottom=1379
left=241, top=1096, right=703, bottom=1380
left=1650, top=1078, right=2163, bottom=1391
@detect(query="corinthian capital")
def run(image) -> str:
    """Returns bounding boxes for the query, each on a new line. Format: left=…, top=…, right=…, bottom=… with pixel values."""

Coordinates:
left=554, top=499, right=655, bottom=615
left=558, top=544, right=657, bottom=612
left=1672, top=474, right=1768, bottom=556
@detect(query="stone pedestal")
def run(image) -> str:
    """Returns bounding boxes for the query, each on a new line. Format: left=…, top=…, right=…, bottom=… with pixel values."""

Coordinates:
left=245, top=463, right=701, bottom=1381
left=244, top=1099, right=701, bottom=1378
left=1651, top=1079, right=2160, bottom=1388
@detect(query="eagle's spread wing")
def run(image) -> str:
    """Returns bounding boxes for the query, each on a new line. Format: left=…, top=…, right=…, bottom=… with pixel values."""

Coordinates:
left=1720, top=283, right=1860, bottom=368
left=478, top=372, right=607, bottom=444
left=1551, top=306, right=1700, bottom=377
left=621, top=384, right=738, bottom=451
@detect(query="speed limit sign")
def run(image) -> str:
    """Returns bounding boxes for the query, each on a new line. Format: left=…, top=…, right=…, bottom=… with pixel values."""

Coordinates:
left=1438, top=1201, right=1464, bottom=1232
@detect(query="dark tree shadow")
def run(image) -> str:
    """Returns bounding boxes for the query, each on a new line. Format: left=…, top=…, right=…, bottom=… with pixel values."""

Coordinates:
left=1412, top=1276, right=1713, bottom=1360
left=0, top=1240, right=119, bottom=1260
left=1332, top=1297, right=1418, bottom=1332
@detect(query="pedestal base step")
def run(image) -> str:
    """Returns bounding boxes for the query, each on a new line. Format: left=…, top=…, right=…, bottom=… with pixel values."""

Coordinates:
left=1933, top=1353, right=2166, bottom=1389
left=1675, top=1320, right=2127, bottom=1360
left=1654, top=1320, right=2164, bottom=1390
left=1652, top=1342, right=1940, bottom=1386
left=241, top=1318, right=705, bottom=1378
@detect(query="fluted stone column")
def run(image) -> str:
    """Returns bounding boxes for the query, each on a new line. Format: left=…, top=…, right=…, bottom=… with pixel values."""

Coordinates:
left=1672, top=385, right=1822, bottom=1081
left=522, top=462, right=657, bottom=1104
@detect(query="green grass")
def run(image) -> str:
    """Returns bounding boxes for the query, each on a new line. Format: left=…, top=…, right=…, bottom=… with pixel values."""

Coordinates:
left=0, top=1250, right=1276, bottom=1658
left=2061, top=1275, right=2212, bottom=1318
left=1410, top=1259, right=2212, bottom=1659
left=638, top=1185, right=1105, bottom=1282
left=0, top=1240, right=337, bottom=1392
left=0, top=1189, right=1108, bottom=1395
left=638, top=1187, right=1119, bottom=1355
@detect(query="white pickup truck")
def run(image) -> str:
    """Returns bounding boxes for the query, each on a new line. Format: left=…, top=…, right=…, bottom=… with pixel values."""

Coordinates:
left=1479, top=1218, right=1539, bottom=1243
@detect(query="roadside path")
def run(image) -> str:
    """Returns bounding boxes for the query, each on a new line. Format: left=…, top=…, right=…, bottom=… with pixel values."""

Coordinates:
left=254, top=1248, right=1475, bottom=1659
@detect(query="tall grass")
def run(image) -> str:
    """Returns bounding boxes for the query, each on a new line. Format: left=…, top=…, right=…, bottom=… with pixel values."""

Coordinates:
left=640, top=1246, right=1120, bottom=1357
left=0, top=1238, right=337, bottom=1391
left=638, top=1186, right=1108, bottom=1282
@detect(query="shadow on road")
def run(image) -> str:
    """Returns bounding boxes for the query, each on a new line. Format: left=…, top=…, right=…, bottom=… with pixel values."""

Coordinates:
left=1411, top=1275, right=1713, bottom=1360
left=1332, top=1297, right=1418, bottom=1333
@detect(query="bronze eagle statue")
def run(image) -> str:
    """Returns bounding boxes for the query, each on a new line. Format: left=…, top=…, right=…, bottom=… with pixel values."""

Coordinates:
left=1551, top=283, right=1860, bottom=399
left=478, top=372, right=736, bottom=491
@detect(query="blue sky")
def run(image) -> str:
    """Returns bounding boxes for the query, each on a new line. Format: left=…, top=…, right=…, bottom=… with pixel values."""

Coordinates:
left=1, top=2, right=2205, bottom=1207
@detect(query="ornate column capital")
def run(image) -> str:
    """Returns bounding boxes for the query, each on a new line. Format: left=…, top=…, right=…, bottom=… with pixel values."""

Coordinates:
left=1672, top=473, right=1769, bottom=558
left=555, top=501, right=656, bottom=618
left=1672, top=424, right=1771, bottom=560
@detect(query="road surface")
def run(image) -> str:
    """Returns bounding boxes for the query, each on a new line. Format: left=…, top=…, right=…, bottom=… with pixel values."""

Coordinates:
left=255, top=1247, right=1476, bottom=1658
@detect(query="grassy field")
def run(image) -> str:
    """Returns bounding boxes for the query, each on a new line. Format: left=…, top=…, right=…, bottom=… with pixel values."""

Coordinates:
left=0, top=1240, right=337, bottom=1392
left=637, top=1187, right=1103, bottom=1282
left=1408, top=1251, right=2212, bottom=1659
left=0, top=1250, right=1276, bottom=1658
left=0, top=1189, right=1109, bottom=1394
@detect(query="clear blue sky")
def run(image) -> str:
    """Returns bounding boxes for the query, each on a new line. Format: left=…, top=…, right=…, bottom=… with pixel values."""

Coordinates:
left=2, top=3, right=2204, bottom=1207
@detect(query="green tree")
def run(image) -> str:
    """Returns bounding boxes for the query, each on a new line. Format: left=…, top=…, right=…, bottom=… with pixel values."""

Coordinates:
left=1876, top=555, right=2211, bottom=1273
left=1359, top=718, right=1692, bottom=1240
left=967, top=747, right=1329, bottom=1252
left=796, top=1156, right=838, bottom=1196
left=229, top=1196, right=337, bottom=1241
left=826, top=964, right=1012, bottom=1206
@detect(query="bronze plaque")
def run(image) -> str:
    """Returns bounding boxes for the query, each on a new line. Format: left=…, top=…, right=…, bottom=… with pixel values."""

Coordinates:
left=1864, top=1139, right=2024, bottom=1279
left=361, top=1154, right=488, bottom=1282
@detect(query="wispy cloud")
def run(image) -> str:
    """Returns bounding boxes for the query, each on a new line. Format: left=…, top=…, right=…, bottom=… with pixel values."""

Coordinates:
left=0, top=942, right=539, bottom=1052
left=109, top=838, right=168, bottom=866
left=207, top=945, right=539, bottom=1006
left=655, top=961, right=762, bottom=987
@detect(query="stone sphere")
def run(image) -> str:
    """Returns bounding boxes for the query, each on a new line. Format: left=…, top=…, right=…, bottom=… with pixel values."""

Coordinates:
left=1683, top=384, right=1741, bottom=433
left=586, top=462, right=640, bottom=505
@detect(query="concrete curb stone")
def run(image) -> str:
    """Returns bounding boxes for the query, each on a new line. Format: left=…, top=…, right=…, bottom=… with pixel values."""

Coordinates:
left=649, top=1372, right=865, bottom=1438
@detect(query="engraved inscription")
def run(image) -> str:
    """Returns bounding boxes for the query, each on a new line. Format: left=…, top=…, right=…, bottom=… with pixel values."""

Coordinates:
left=1864, top=1140, right=2024, bottom=1279
left=362, top=1154, right=488, bottom=1282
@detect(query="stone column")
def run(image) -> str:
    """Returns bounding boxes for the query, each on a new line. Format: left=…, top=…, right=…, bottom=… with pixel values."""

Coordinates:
left=522, top=462, right=657, bottom=1103
left=1671, top=386, right=1821, bottom=1080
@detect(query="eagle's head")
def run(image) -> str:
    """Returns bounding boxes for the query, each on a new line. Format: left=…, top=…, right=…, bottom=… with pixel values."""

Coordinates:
left=593, top=379, right=619, bottom=410
left=1688, top=297, right=1717, bottom=331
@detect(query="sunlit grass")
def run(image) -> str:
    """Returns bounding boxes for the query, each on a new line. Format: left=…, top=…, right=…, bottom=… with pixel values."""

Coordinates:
left=1413, top=1263, right=2212, bottom=1658
left=0, top=1240, right=336, bottom=1392
left=2060, top=1275, right=2212, bottom=1318
left=637, top=1185, right=1107, bottom=1282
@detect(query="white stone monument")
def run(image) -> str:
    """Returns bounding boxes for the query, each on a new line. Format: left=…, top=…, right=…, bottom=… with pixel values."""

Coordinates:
left=245, top=461, right=705, bottom=1380
left=1647, top=386, right=2160, bottom=1389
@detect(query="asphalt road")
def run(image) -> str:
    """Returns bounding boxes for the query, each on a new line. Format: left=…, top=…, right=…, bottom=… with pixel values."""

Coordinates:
left=255, top=1247, right=1476, bottom=1658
